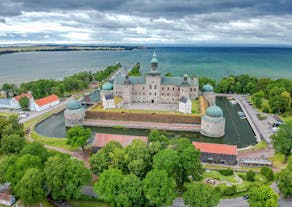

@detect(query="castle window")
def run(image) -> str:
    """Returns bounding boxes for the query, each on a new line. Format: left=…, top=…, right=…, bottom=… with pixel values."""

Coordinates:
left=167, top=93, right=169, bottom=96
left=173, top=87, right=174, bottom=91
left=162, top=93, right=164, bottom=96
left=167, top=87, right=169, bottom=91
left=150, top=85, right=152, bottom=89
left=143, top=87, right=144, bottom=90
left=154, top=92, right=156, bottom=96
left=190, top=88, right=192, bottom=92
left=149, top=92, right=151, bottom=95
left=154, top=85, right=157, bottom=90
left=178, top=88, right=180, bottom=91
left=194, top=88, right=196, bottom=91
left=162, top=87, right=164, bottom=90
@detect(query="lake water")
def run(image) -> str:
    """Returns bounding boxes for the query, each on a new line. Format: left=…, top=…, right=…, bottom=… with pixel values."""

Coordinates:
left=35, top=97, right=256, bottom=148
left=1, top=46, right=292, bottom=84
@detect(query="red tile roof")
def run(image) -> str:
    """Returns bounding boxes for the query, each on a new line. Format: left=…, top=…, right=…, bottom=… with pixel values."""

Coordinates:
left=0, top=193, right=14, bottom=202
left=35, top=94, right=59, bottom=107
left=93, top=133, right=148, bottom=148
left=14, top=93, right=33, bottom=102
left=192, top=142, right=237, bottom=155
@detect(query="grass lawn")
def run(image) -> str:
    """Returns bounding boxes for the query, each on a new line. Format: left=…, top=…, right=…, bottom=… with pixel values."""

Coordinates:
left=271, top=153, right=287, bottom=169
left=0, top=111, right=18, bottom=118
left=68, top=200, right=110, bottom=207
left=90, top=104, right=200, bottom=115
left=254, top=141, right=268, bottom=150
left=204, top=170, right=238, bottom=183
left=191, top=99, right=200, bottom=114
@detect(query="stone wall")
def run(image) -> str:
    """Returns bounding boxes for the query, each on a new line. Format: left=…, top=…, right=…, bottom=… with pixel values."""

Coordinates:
left=85, top=110, right=201, bottom=124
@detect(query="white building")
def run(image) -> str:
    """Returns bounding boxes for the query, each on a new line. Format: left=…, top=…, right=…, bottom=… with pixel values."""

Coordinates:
left=102, top=94, right=115, bottom=109
left=0, top=98, right=19, bottom=109
left=32, top=94, right=60, bottom=112
left=13, top=92, right=35, bottom=110
left=179, top=96, right=192, bottom=114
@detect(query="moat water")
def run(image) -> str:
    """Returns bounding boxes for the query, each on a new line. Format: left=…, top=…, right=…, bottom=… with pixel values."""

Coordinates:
left=35, top=97, right=256, bottom=148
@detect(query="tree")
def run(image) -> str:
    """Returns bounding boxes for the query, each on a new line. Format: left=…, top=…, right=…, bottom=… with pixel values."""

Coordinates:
left=165, top=72, right=173, bottom=77
left=117, top=173, right=144, bottom=207
left=153, top=148, right=179, bottom=177
left=94, top=168, right=123, bottom=206
left=260, top=167, right=274, bottom=181
left=90, top=141, right=123, bottom=175
left=271, top=123, right=292, bottom=157
left=44, top=155, right=90, bottom=200
left=142, top=169, right=176, bottom=207
left=66, top=126, right=91, bottom=150
left=0, top=134, right=25, bottom=154
left=269, top=92, right=291, bottom=113
left=19, top=96, right=30, bottom=110
left=124, top=139, right=151, bottom=178
left=94, top=168, right=144, bottom=207
left=15, top=168, right=46, bottom=205
left=199, top=77, right=216, bottom=90
left=248, top=186, right=278, bottom=207
left=183, top=182, right=221, bottom=207
left=128, top=62, right=141, bottom=76
left=277, top=164, right=292, bottom=197
left=170, top=138, right=203, bottom=186
left=246, top=170, right=255, bottom=182
left=5, top=154, right=42, bottom=188
left=251, top=91, right=265, bottom=108
left=148, top=130, right=169, bottom=146
left=0, top=155, right=18, bottom=184
left=20, top=142, right=50, bottom=163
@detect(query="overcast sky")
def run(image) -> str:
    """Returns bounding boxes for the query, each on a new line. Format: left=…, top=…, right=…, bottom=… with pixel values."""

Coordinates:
left=1, top=0, right=292, bottom=45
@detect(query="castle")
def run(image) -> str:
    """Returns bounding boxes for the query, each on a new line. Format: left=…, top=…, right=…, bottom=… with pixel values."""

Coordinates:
left=65, top=52, right=226, bottom=137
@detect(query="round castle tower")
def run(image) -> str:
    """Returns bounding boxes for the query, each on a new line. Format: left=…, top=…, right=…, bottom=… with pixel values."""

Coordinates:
left=100, top=81, right=113, bottom=98
left=202, top=83, right=215, bottom=106
left=64, top=100, right=85, bottom=127
left=200, top=105, right=225, bottom=137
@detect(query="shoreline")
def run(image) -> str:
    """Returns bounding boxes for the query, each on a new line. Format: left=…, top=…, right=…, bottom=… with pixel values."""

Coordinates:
left=0, top=45, right=149, bottom=56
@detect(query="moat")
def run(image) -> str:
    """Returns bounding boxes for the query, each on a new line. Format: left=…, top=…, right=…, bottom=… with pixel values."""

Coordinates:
left=35, top=97, right=256, bottom=148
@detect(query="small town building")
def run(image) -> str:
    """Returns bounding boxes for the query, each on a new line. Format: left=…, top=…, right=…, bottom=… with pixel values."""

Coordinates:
left=178, top=96, right=192, bottom=114
left=64, top=100, right=85, bottom=127
left=238, top=158, right=272, bottom=167
left=0, top=98, right=19, bottom=109
left=102, top=94, right=115, bottom=109
left=200, top=105, right=225, bottom=137
left=201, top=83, right=215, bottom=106
left=32, top=94, right=60, bottom=111
left=0, top=193, right=16, bottom=207
left=92, top=133, right=148, bottom=152
left=193, top=142, right=237, bottom=165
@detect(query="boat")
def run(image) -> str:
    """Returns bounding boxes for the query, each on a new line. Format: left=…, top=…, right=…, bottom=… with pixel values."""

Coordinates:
left=229, top=100, right=237, bottom=104
left=238, top=111, right=245, bottom=116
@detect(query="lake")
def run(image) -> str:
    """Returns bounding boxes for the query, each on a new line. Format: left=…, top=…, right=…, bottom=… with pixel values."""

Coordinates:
left=1, top=46, right=292, bottom=84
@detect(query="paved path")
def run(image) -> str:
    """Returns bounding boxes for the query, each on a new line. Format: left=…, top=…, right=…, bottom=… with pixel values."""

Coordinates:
left=83, top=119, right=201, bottom=132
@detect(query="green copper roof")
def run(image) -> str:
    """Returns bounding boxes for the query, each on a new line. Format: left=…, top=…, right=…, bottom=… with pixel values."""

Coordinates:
left=102, top=82, right=113, bottom=90
left=151, top=51, right=158, bottom=63
left=67, top=100, right=82, bottom=110
left=206, top=105, right=224, bottom=117
left=161, top=77, right=198, bottom=86
left=202, top=84, right=214, bottom=92
left=114, top=76, right=146, bottom=85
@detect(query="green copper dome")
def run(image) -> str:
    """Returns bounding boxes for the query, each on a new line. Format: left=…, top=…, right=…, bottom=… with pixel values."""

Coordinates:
left=202, top=84, right=214, bottom=92
left=206, top=105, right=224, bottom=117
left=102, top=82, right=113, bottom=90
left=67, top=100, right=82, bottom=110
left=151, top=51, right=158, bottom=63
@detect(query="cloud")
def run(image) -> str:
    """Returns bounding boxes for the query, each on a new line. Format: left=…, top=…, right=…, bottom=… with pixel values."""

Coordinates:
left=0, top=0, right=292, bottom=44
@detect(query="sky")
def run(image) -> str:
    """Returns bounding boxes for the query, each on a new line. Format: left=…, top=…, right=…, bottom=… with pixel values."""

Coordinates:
left=1, top=0, right=292, bottom=45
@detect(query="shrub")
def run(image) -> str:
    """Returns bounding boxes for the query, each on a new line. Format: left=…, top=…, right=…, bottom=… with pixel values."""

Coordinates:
left=260, top=167, right=274, bottom=181
left=238, top=174, right=246, bottom=180
left=219, top=168, right=234, bottom=176
left=224, top=185, right=236, bottom=196
left=246, top=170, right=256, bottom=182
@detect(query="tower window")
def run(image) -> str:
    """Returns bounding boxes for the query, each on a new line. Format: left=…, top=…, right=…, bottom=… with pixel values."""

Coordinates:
left=154, top=85, right=157, bottom=90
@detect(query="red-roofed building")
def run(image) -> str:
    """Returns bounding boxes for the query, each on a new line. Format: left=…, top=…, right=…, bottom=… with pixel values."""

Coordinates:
left=0, top=193, right=16, bottom=206
left=92, top=133, right=148, bottom=152
left=33, top=94, right=60, bottom=111
left=12, top=92, right=34, bottom=110
left=193, top=142, right=237, bottom=165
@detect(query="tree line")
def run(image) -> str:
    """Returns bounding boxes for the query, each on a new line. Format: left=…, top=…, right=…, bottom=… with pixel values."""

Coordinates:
left=89, top=130, right=221, bottom=207
left=1, top=63, right=121, bottom=99
left=0, top=115, right=90, bottom=205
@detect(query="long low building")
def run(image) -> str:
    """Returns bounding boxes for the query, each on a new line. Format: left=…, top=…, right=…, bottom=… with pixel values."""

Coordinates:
left=192, top=142, right=237, bottom=165
left=92, top=133, right=148, bottom=153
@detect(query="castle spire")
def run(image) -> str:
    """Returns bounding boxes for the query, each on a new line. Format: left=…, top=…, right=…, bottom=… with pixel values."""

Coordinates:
left=151, top=51, right=158, bottom=70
